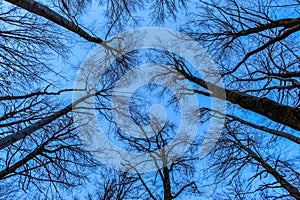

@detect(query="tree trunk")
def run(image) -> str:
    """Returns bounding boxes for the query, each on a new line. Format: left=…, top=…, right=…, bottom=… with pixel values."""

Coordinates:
left=163, top=167, right=172, bottom=200
left=0, top=92, right=95, bottom=150
left=4, top=0, right=103, bottom=44
left=237, top=140, right=300, bottom=199
left=183, top=72, right=300, bottom=131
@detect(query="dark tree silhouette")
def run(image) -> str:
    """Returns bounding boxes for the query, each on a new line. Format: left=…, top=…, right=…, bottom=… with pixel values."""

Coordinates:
left=0, top=0, right=299, bottom=199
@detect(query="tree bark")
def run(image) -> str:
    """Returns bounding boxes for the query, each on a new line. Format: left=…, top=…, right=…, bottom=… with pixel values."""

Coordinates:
left=201, top=108, right=300, bottom=144
left=163, top=167, right=172, bottom=200
left=236, top=140, right=300, bottom=199
left=232, top=18, right=300, bottom=37
left=4, top=0, right=104, bottom=44
left=0, top=92, right=95, bottom=150
left=0, top=104, right=72, bottom=150
left=183, top=72, right=300, bottom=131
left=3, top=0, right=299, bottom=150
left=0, top=139, right=47, bottom=179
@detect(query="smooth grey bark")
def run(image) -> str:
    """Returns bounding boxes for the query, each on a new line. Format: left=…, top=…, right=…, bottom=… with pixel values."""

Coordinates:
left=0, top=104, right=72, bottom=150
left=4, top=0, right=104, bottom=44
left=0, top=135, right=49, bottom=179
left=163, top=166, right=172, bottom=200
left=2, top=0, right=299, bottom=149
left=182, top=71, right=300, bottom=131
left=1, top=72, right=298, bottom=150
left=0, top=92, right=96, bottom=150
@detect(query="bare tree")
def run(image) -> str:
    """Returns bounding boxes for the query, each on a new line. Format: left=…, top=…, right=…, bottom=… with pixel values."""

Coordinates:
left=0, top=0, right=299, bottom=199
left=178, top=1, right=300, bottom=198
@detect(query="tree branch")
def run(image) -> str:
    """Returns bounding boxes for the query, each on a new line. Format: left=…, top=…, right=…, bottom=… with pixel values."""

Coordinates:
left=180, top=70, right=300, bottom=131
left=4, top=0, right=104, bottom=44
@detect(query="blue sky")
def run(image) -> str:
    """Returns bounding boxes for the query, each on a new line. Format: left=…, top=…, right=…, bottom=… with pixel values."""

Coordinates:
left=1, top=0, right=300, bottom=199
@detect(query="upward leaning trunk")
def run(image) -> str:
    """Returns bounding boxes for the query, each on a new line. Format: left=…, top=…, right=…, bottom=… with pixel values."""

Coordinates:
left=163, top=167, right=172, bottom=200
left=4, top=0, right=104, bottom=44
left=183, top=72, right=300, bottom=131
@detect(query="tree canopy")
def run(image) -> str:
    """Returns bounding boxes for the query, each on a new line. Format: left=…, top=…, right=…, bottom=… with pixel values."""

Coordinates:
left=0, top=0, right=299, bottom=199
